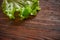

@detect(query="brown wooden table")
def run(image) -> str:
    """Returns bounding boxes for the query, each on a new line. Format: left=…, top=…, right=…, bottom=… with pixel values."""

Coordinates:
left=0, top=0, right=60, bottom=40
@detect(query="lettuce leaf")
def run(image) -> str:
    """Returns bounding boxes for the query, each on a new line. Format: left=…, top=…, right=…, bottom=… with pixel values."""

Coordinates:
left=2, top=0, right=41, bottom=20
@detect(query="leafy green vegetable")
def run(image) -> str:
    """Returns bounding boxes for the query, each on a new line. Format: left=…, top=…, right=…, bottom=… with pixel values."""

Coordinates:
left=2, top=0, right=41, bottom=20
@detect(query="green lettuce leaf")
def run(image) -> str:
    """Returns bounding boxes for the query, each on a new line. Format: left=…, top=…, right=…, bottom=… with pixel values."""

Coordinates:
left=2, top=0, right=41, bottom=20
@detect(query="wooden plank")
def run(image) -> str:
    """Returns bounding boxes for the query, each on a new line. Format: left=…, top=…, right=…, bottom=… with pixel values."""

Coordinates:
left=0, top=0, right=60, bottom=40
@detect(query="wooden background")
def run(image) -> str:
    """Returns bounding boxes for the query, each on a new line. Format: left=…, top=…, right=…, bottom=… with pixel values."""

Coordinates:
left=0, top=0, right=60, bottom=40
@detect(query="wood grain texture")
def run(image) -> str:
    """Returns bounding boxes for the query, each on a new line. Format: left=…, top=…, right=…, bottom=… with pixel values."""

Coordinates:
left=0, top=0, right=60, bottom=40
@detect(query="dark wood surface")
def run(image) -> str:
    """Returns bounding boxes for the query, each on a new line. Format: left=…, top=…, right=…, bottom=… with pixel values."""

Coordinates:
left=0, top=0, right=60, bottom=40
